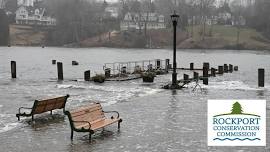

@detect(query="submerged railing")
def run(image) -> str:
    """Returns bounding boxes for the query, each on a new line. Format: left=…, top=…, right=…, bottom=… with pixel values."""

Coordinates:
left=103, top=59, right=170, bottom=76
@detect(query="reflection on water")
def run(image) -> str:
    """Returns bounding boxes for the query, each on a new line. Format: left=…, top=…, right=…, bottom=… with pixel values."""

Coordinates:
left=256, top=90, right=265, bottom=97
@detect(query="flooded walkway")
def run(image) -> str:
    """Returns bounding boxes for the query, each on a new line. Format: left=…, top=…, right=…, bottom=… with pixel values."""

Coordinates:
left=0, top=47, right=270, bottom=151
left=0, top=89, right=269, bottom=152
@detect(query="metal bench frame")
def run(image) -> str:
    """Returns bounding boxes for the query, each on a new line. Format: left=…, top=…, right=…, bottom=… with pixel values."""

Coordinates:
left=16, top=94, right=70, bottom=121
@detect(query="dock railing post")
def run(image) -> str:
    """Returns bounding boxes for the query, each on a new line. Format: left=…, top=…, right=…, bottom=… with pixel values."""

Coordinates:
left=193, top=72, right=199, bottom=80
left=218, top=66, right=224, bottom=74
left=105, top=68, right=111, bottom=78
left=224, top=64, right=228, bottom=73
left=165, top=59, right=170, bottom=72
left=184, top=74, right=189, bottom=82
left=203, top=62, right=210, bottom=70
left=234, top=66, right=238, bottom=71
left=229, top=64, right=233, bottom=72
left=211, top=68, right=216, bottom=77
left=156, top=59, right=161, bottom=69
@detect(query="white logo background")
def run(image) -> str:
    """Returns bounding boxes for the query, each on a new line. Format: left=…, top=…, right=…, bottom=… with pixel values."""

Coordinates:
left=208, top=100, right=266, bottom=146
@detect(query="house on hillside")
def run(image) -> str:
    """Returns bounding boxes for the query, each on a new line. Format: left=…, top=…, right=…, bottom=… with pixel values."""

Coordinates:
left=15, top=0, right=56, bottom=26
left=217, top=12, right=232, bottom=25
left=120, top=12, right=166, bottom=31
left=105, top=6, right=119, bottom=18
left=232, top=16, right=246, bottom=26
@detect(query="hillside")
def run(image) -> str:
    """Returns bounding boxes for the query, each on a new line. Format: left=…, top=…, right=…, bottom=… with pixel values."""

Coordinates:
left=9, top=24, right=270, bottom=50
left=179, top=25, right=270, bottom=50
left=9, top=24, right=46, bottom=46
left=80, top=29, right=187, bottom=48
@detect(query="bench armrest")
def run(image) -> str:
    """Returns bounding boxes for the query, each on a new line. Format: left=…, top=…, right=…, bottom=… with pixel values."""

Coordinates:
left=18, top=107, right=32, bottom=114
left=103, top=111, right=120, bottom=119
left=73, top=121, right=91, bottom=129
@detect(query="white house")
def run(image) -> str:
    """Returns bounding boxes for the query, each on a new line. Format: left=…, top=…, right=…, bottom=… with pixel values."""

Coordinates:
left=120, top=12, right=166, bottom=31
left=232, top=16, right=246, bottom=26
left=17, top=0, right=34, bottom=7
left=15, top=5, right=56, bottom=26
left=218, top=12, right=231, bottom=21
left=105, top=6, right=119, bottom=18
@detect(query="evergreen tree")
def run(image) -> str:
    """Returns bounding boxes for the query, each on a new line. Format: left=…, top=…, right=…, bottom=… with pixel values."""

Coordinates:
left=231, top=102, right=243, bottom=114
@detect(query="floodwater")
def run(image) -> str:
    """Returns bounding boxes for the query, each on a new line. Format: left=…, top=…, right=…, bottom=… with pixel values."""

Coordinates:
left=0, top=47, right=269, bottom=152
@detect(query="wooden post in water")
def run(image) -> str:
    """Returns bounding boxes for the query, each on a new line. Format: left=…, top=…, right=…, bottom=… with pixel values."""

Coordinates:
left=165, top=59, right=170, bottom=72
left=156, top=59, right=161, bottom=69
left=193, top=72, right=199, bottom=80
left=165, top=59, right=170, bottom=67
left=105, top=68, right=111, bottom=78
left=258, top=69, right=265, bottom=87
left=168, top=64, right=172, bottom=69
left=229, top=64, right=233, bottom=72
left=52, top=60, right=56, bottom=65
left=203, top=66, right=208, bottom=85
left=211, top=68, right=216, bottom=77
left=218, top=66, right=224, bottom=74
left=11, top=61, right=16, bottom=78
left=184, top=74, right=189, bottom=81
left=203, top=62, right=210, bottom=70
left=190, top=63, right=194, bottom=70
left=234, top=66, right=238, bottom=71
left=57, top=62, right=63, bottom=80
left=84, top=70, right=91, bottom=81
left=224, top=64, right=228, bottom=73
left=72, top=61, right=79, bottom=66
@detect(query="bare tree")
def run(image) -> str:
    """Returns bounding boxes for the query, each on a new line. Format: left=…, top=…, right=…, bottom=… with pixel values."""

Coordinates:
left=231, top=0, right=243, bottom=49
left=199, top=0, right=216, bottom=40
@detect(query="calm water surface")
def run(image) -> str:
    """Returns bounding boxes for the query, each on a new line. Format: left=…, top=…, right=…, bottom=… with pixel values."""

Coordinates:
left=0, top=47, right=269, bottom=152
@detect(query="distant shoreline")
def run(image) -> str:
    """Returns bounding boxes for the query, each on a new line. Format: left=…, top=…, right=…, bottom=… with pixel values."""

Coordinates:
left=3, top=45, right=270, bottom=52
left=8, top=24, right=270, bottom=51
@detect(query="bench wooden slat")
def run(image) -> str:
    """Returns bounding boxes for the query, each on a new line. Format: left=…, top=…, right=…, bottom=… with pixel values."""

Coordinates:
left=72, top=108, right=105, bottom=123
left=16, top=95, right=69, bottom=121
left=75, top=118, right=120, bottom=130
left=71, top=104, right=101, bottom=115
left=33, top=96, right=67, bottom=114
left=91, top=118, right=120, bottom=130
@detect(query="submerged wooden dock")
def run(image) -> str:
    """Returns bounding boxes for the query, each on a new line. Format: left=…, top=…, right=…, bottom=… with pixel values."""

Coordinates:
left=105, top=74, right=142, bottom=81
left=103, top=59, right=169, bottom=81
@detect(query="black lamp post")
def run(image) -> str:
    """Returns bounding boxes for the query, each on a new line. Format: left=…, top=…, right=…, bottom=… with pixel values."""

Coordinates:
left=171, top=11, right=179, bottom=88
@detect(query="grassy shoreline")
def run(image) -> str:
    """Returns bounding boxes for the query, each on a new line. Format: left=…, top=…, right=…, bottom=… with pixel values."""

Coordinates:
left=9, top=24, right=270, bottom=51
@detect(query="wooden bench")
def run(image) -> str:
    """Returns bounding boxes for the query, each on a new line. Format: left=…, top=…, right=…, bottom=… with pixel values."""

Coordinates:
left=64, top=103, right=122, bottom=140
left=16, top=95, right=69, bottom=121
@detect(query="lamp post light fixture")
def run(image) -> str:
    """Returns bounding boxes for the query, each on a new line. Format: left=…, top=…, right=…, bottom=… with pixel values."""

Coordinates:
left=171, top=11, right=179, bottom=88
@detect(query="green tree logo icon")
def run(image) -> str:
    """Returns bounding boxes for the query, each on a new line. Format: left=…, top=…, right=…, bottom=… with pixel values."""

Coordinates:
left=214, top=101, right=260, bottom=117
left=231, top=102, right=243, bottom=114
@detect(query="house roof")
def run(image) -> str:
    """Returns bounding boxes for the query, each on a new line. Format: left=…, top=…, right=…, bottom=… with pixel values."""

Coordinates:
left=123, top=12, right=164, bottom=22
left=17, top=5, right=45, bottom=16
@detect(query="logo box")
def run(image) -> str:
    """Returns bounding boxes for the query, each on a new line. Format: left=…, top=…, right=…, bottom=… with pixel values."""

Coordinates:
left=208, top=100, right=266, bottom=146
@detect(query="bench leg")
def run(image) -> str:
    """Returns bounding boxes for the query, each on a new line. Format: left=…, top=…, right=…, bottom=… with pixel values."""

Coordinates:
left=16, top=115, right=20, bottom=121
left=50, top=110, right=53, bottom=115
left=31, top=115, right=34, bottom=121
left=89, top=132, right=91, bottom=142
left=71, top=130, right=73, bottom=140
left=118, top=119, right=122, bottom=130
